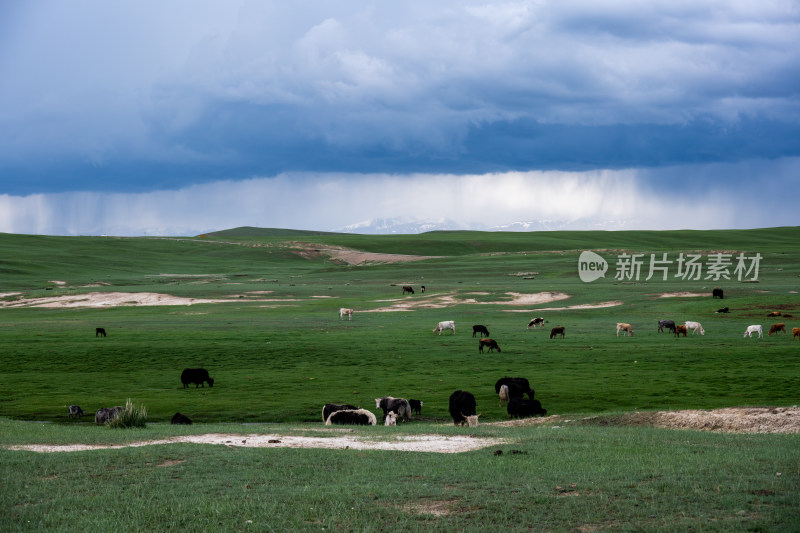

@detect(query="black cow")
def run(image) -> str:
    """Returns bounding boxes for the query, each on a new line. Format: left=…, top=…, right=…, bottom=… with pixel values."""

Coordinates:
left=402, top=286, right=414, bottom=294
left=375, top=396, right=412, bottom=422
left=171, top=412, right=193, bottom=425
left=68, top=405, right=85, bottom=419
left=322, top=403, right=358, bottom=423
left=325, top=409, right=376, bottom=426
left=712, top=288, right=724, bottom=299
left=409, top=399, right=423, bottom=415
left=448, top=390, right=479, bottom=426
left=658, top=320, right=676, bottom=333
left=498, top=382, right=527, bottom=406
left=478, top=338, right=501, bottom=353
left=472, top=325, right=490, bottom=338
left=550, top=326, right=565, bottom=339
left=95, top=328, right=106, bottom=337
left=181, top=368, right=214, bottom=388
left=507, top=398, right=547, bottom=418
left=95, top=406, right=124, bottom=425
left=716, top=307, right=730, bottom=313
left=495, top=377, right=535, bottom=399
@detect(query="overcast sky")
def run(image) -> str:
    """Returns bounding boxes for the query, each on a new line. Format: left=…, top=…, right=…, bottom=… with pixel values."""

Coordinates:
left=1, top=1, right=798, bottom=235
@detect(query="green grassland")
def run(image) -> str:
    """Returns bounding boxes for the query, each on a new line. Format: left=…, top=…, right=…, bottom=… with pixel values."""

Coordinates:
left=1, top=227, right=799, bottom=531
left=1, top=227, right=798, bottom=423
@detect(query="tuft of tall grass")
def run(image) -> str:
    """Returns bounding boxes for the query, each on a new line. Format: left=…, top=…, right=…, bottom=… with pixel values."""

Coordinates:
left=107, top=399, right=147, bottom=428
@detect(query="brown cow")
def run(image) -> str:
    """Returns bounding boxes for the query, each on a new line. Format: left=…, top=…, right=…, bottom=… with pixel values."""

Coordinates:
left=768, top=323, right=786, bottom=336
left=402, top=285, right=414, bottom=294
left=767, top=311, right=782, bottom=317
left=616, top=323, right=634, bottom=336
left=478, top=338, right=501, bottom=353
left=675, top=325, right=687, bottom=337
left=793, top=327, right=800, bottom=340
left=550, top=326, right=565, bottom=339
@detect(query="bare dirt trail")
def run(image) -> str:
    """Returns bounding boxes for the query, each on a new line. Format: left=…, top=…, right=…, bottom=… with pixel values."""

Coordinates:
left=7, top=407, right=798, bottom=455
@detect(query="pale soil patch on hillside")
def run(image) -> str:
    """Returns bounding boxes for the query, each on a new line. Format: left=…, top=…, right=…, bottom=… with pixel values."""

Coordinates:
left=504, top=300, right=624, bottom=312
left=499, top=407, right=800, bottom=434
left=283, top=241, right=442, bottom=265
left=366, top=291, right=570, bottom=312
left=491, top=406, right=800, bottom=433
left=659, top=292, right=709, bottom=298
left=638, top=407, right=800, bottom=434
left=0, top=291, right=303, bottom=308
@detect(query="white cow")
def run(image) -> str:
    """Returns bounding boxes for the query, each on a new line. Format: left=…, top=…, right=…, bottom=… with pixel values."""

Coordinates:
left=384, top=411, right=398, bottom=426
left=685, top=321, right=705, bottom=335
left=744, top=325, right=763, bottom=338
left=433, top=320, right=456, bottom=335
left=339, top=308, right=353, bottom=320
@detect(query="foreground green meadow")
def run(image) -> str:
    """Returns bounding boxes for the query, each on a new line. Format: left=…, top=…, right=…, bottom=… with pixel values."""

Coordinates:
left=1, top=227, right=799, bottom=531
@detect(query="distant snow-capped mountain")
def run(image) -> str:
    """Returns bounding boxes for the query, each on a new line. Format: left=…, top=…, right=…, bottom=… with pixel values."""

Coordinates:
left=334, top=217, right=638, bottom=234
left=334, top=218, right=468, bottom=234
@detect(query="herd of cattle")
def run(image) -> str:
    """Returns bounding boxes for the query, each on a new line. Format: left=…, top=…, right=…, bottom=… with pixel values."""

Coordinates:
left=319, top=375, right=546, bottom=427
left=77, top=286, right=792, bottom=428
left=68, top=367, right=216, bottom=425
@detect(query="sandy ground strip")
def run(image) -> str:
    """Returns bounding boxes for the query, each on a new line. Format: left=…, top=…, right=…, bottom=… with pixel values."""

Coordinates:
left=505, top=300, right=624, bottom=312
left=659, top=292, right=710, bottom=298
left=645, top=407, right=800, bottom=434
left=7, top=407, right=798, bottom=455
left=0, top=291, right=309, bottom=308
left=495, top=407, right=800, bottom=434
left=7, top=433, right=506, bottom=454
left=281, top=241, right=442, bottom=265
left=366, top=291, right=571, bottom=312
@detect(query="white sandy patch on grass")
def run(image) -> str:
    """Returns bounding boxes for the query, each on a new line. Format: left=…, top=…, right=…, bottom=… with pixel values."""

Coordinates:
left=366, top=291, right=570, bottom=313
left=659, top=292, right=709, bottom=298
left=504, top=300, right=624, bottom=312
left=0, top=292, right=303, bottom=308
left=7, top=433, right=506, bottom=454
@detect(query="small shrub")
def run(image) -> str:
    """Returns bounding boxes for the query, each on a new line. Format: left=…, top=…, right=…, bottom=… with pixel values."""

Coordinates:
left=108, top=399, right=147, bottom=428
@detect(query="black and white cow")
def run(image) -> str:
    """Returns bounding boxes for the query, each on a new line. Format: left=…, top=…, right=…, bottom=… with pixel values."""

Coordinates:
left=527, top=317, right=545, bottom=329
left=507, top=398, right=547, bottom=418
left=448, top=390, right=480, bottom=426
left=68, top=405, right=85, bottom=419
left=95, top=406, right=124, bottom=425
left=375, top=396, right=412, bottom=422
left=658, top=320, right=676, bottom=333
left=494, top=377, right=534, bottom=399
left=181, top=368, right=214, bottom=388
left=322, top=403, right=358, bottom=423
left=325, top=409, right=377, bottom=426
